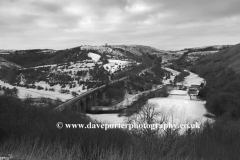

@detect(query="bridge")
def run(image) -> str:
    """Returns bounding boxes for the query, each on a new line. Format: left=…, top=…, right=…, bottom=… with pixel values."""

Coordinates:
left=54, top=77, right=128, bottom=113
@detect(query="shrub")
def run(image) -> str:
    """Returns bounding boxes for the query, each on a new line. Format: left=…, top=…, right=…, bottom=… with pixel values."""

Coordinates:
left=3, top=87, right=18, bottom=97
left=37, top=86, right=44, bottom=90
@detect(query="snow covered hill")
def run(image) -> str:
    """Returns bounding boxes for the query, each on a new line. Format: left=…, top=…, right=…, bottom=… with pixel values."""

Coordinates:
left=0, top=53, right=139, bottom=101
left=0, top=44, right=170, bottom=101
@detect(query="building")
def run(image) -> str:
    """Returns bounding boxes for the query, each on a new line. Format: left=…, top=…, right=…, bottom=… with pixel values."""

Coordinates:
left=188, top=88, right=199, bottom=95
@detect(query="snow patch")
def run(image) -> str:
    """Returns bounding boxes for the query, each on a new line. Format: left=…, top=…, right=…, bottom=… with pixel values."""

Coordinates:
left=184, top=72, right=204, bottom=87
left=88, top=52, right=101, bottom=62
left=103, top=59, right=130, bottom=73
left=148, top=96, right=207, bottom=124
left=87, top=114, right=125, bottom=124
left=0, top=80, right=73, bottom=101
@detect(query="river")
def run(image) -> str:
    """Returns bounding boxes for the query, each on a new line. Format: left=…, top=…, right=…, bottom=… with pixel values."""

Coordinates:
left=87, top=68, right=209, bottom=126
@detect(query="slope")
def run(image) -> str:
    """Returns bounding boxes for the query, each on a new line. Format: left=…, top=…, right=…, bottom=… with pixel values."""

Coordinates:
left=0, top=57, right=22, bottom=69
left=112, top=45, right=170, bottom=55
left=193, top=43, right=240, bottom=75
left=190, top=43, right=240, bottom=119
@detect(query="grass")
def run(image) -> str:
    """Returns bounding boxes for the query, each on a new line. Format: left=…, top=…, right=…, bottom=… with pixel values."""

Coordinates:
left=2, top=122, right=240, bottom=160
left=1, top=95, right=240, bottom=160
left=1, top=137, right=135, bottom=160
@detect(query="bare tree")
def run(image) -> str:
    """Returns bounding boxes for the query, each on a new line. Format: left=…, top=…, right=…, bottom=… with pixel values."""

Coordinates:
left=125, top=103, right=167, bottom=137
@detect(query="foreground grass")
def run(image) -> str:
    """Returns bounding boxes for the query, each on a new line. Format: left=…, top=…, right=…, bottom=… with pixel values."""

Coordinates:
left=1, top=95, right=240, bottom=160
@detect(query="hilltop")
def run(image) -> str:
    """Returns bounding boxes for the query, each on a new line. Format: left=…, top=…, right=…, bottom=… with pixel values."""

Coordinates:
left=111, top=45, right=171, bottom=55
left=174, top=45, right=232, bottom=55
left=0, top=45, right=169, bottom=67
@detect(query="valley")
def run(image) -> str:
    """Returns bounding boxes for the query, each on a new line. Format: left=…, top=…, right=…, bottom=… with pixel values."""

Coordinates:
left=0, top=44, right=215, bottom=117
left=1, top=43, right=240, bottom=160
left=2, top=0, right=240, bottom=158
left=0, top=44, right=210, bottom=130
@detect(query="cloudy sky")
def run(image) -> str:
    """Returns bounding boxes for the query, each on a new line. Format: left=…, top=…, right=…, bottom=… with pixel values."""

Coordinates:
left=0, top=0, right=240, bottom=50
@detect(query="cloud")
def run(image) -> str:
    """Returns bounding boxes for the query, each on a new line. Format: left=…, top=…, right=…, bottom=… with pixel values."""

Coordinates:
left=0, top=0, right=240, bottom=50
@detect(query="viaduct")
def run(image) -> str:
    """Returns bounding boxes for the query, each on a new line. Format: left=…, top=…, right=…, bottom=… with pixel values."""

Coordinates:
left=54, top=64, right=154, bottom=113
left=54, top=77, right=128, bottom=113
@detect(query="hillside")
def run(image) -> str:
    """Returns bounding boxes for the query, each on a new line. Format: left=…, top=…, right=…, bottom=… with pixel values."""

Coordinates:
left=0, top=45, right=167, bottom=67
left=112, top=45, right=178, bottom=63
left=190, top=43, right=240, bottom=119
left=165, top=44, right=233, bottom=71
left=0, top=44, right=169, bottom=104
left=175, top=45, right=232, bottom=55
left=0, top=57, right=22, bottom=69
left=112, top=45, right=170, bottom=55
left=193, top=43, right=240, bottom=74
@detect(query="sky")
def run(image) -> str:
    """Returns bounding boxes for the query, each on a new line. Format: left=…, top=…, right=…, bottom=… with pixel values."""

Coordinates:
left=0, top=0, right=240, bottom=50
